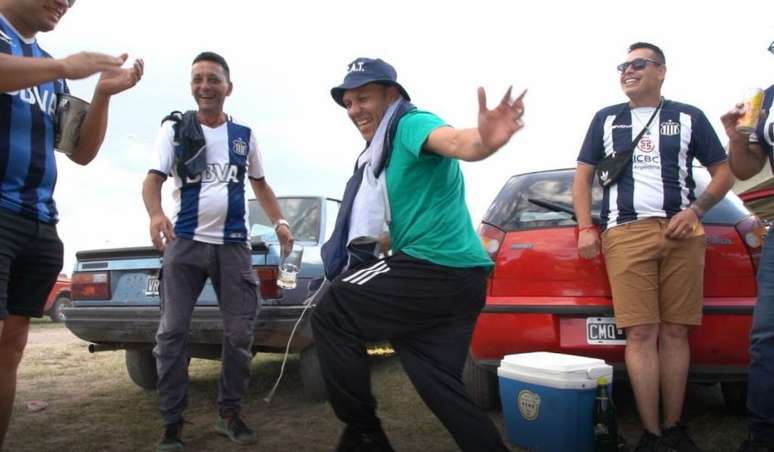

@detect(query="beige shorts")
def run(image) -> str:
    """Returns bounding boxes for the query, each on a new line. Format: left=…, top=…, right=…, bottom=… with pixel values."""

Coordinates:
left=601, top=218, right=705, bottom=329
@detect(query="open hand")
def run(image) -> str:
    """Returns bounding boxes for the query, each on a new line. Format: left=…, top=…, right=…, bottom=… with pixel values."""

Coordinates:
left=150, top=213, right=175, bottom=251
left=478, top=86, right=527, bottom=152
left=60, top=51, right=125, bottom=80
left=96, top=55, right=144, bottom=96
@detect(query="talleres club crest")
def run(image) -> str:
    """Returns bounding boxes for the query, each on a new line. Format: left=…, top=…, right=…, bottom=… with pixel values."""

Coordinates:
left=232, top=137, right=248, bottom=156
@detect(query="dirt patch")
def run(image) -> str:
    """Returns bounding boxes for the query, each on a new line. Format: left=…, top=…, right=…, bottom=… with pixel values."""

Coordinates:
left=6, top=321, right=749, bottom=451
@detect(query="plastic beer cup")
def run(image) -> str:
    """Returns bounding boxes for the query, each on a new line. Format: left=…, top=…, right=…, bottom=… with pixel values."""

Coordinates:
left=737, top=88, right=764, bottom=134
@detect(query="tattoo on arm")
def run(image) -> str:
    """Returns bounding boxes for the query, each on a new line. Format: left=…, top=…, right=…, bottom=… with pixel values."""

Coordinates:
left=693, top=191, right=720, bottom=214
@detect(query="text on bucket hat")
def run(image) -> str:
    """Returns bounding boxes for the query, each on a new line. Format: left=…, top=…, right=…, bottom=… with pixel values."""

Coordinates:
left=330, top=57, right=411, bottom=107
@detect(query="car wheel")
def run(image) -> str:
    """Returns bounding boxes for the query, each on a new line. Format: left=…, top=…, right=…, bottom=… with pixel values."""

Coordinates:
left=125, top=349, right=158, bottom=390
left=299, top=345, right=327, bottom=402
left=49, top=296, right=71, bottom=323
left=463, top=352, right=499, bottom=411
left=721, top=381, right=748, bottom=415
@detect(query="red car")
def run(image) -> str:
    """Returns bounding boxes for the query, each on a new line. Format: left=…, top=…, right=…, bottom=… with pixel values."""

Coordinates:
left=43, top=273, right=71, bottom=323
left=465, top=168, right=764, bottom=412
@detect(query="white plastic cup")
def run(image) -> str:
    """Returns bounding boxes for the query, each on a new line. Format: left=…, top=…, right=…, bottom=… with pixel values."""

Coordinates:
left=277, top=244, right=303, bottom=289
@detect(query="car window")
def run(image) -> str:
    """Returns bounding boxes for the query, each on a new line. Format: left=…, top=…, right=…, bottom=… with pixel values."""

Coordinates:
left=484, top=170, right=599, bottom=231
left=324, top=199, right=340, bottom=242
left=484, top=168, right=749, bottom=232
left=249, top=198, right=321, bottom=242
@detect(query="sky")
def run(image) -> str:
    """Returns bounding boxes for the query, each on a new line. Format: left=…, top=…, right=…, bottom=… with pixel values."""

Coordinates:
left=35, top=0, right=774, bottom=274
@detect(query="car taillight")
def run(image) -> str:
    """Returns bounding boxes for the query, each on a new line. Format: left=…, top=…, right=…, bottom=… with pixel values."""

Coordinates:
left=478, top=223, right=506, bottom=261
left=735, top=215, right=766, bottom=271
left=71, top=271, right=110, bottom=300
left=256, top=266, right=282, bottom=299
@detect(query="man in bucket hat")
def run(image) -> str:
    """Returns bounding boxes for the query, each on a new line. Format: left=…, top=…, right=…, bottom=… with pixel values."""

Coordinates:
left=312, top=57, right=525, bottom=451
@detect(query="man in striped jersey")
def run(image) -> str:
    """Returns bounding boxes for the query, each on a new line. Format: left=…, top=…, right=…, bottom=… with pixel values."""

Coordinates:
left=573, top=42, right=733, bottom=452
left=142, top=51, right=292, bottom=452
left=721, top=41, right=774, bottom=452
left=312, top=57, right=525, bottom=452
left=0, top=0, right=143, bottom=447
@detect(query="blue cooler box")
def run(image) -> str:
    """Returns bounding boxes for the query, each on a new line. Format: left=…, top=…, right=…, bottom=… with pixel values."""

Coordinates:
left=497, top=352, right=613, bottom=452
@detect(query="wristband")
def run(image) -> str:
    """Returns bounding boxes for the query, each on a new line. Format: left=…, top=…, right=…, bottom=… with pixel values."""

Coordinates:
left=578, top=225, right=596, bottom=233
left=273, top=219, right=290, bottom=231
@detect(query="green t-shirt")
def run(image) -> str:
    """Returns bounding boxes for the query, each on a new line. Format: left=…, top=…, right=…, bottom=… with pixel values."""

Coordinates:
left=385, top=110, right=493, bottom=270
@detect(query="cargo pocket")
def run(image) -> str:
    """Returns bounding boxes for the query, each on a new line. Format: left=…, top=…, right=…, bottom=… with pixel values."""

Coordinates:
left=241, top=270, right=260, bottom=316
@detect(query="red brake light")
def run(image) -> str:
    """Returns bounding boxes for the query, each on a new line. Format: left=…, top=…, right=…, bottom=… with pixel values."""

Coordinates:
left=478, top=223, right=506, bottom=261
left=72, top=272, right=111, bottom=300
left=255, top=266, right=282, bottom=299
left=735, top=215, right=766, bottom=272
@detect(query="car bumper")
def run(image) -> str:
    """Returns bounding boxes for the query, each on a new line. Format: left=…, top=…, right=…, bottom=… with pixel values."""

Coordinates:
left=64, top=305, right=315, bottom=354
left=470, top=301, right=754, bottom=381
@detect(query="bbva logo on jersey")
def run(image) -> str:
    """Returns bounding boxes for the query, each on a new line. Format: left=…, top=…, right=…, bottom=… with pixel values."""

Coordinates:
left=185, top=163, right=240, bottom=184
left=660, top=120, right=680, bottom=136
left=6, top=86, right=56, bottom=116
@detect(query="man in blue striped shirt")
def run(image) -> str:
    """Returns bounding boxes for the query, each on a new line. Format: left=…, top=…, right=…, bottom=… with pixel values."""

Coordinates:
left=0, top=0, right=143, bottom=448
left=573, top=42, right=733, bottom=452
left=142, top=51, right=292, bottom=452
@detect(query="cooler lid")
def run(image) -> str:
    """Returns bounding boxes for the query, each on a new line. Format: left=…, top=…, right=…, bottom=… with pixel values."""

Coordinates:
left=500, top=352, right=610, bottom=379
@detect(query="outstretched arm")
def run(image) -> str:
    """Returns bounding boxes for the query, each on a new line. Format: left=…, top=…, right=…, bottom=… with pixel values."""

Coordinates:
left=424, top=87, right=526, bottom=161
left=0, top=52, right=125, bottom=92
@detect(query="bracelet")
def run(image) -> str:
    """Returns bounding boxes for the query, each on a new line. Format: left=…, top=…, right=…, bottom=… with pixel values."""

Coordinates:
left=273, top=219, right=289, bottom=231
left=688, top=204, right=704, bottom=220
left=578, top=225, right=596, bottom=233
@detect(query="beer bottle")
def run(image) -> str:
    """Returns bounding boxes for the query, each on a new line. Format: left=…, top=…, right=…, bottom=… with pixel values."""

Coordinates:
left=593, top=376, right=618, bottom=452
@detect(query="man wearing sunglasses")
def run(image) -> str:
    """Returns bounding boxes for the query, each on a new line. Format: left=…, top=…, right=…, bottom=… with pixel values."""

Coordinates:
left=0, top=0, right=143, bottom=448
left=721, top=41, right=774, bottom=452
left=573, top=42, right=733, bottom=452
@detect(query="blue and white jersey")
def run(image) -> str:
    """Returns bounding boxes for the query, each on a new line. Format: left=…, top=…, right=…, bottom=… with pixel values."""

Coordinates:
left=751, top=85, right=774, bottom=158
left=0, top=14, right=67, bottom=224
left=577, top=99, right=727, bottom=229
left=149, top=117, right=265, bottom=245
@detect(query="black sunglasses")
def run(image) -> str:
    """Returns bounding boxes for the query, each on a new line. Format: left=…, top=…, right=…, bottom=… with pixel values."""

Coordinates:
left=67, top=0, right=76, bottom=7
left=617, top=58, right=661, bottom=73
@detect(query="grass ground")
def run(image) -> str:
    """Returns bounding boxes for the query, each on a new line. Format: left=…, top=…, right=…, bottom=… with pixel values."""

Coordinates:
left=4, top=320, right=748, bottom=451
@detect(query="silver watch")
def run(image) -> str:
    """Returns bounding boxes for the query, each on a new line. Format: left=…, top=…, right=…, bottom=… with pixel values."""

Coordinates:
left=273, top=219, right=290, bottom=231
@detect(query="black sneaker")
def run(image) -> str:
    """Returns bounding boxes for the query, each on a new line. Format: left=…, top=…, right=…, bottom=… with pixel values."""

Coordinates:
left=634, top=430, right=661, bottom=452
left=157, top=420, right=184, bottom=452
left=336, top=426, right=395, bottom=452
left=214, top=415, right=257, bottom=445
left=659, top=423, right=703, bottom=452
left=738, top=436, right=774, bottom=452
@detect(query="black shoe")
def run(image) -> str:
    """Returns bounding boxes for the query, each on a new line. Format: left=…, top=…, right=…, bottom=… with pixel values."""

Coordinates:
left=738, top=436, right=774, bottom=452
left=336, top=426, right=395, bottom=452
left=634, top=430, right=661, bottom=452
left=214, top=415, right=258, bottom=445
left=157, top=420, right=184, bottom=452
left=659, top=423, right=703, bottom=452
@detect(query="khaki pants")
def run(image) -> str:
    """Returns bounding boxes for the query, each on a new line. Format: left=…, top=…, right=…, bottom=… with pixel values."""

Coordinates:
left=601, top=218, right=705, bottom=329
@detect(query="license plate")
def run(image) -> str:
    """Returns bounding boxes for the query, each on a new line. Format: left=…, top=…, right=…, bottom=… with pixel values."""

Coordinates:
left=145, top=274, right=160, bottom=296
left=586, top=317, right=626, bottom=345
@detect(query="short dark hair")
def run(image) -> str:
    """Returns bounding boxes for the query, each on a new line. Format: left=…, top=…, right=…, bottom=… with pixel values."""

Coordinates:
left=192, top=51, right=231, bottom=81
left=628, top=42, right=666, bottom=64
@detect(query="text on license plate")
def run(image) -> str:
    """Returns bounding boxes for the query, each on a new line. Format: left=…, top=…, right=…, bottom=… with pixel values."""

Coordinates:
left=145, top=275, right=160, bottom=296
left=586, top=317, right=626, bottom=345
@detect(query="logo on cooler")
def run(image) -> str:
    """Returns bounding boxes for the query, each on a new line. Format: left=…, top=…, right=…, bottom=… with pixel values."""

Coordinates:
left=517, top=389, right=541, bottom=421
